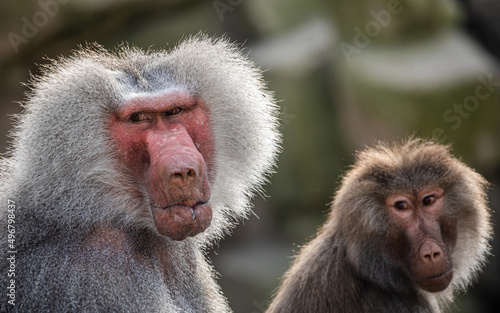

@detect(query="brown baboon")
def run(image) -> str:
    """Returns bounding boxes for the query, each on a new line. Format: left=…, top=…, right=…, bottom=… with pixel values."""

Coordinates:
left=0, top=36, right=280, bottom=312
left=267, top=139, right=492, bottom=313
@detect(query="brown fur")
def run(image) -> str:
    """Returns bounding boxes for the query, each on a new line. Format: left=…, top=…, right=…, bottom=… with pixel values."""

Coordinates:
left=267, top=139, right=492, bottom=313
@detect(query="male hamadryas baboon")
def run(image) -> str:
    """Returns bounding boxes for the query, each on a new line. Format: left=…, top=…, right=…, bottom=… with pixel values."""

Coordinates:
left=0, top=36, right=280, bottom=312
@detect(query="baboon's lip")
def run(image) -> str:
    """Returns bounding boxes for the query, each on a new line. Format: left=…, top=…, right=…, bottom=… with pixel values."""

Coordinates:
left=153, top=201, right=212, bottom=240
left=417, top=268, right=453, bottom=293
left=424, top=268, right=453, bottom=280
left=160, top=200, right=208, bottom=210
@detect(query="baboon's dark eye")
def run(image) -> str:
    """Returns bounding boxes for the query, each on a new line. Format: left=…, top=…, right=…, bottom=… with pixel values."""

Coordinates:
left=395, top=201, right=408, bottom=210
left=165, top=107, right=182, bottom=117
left=130, top=112, right=148, bottom=123
left=422, top=195, right=436, bottom=206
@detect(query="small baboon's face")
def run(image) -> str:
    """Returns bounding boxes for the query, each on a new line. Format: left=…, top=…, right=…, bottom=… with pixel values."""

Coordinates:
left=385, top=188, right=456, bottom=292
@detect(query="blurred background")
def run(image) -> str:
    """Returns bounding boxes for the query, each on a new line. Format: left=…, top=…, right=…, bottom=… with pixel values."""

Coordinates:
left=0, top=0, right=499, bottom=312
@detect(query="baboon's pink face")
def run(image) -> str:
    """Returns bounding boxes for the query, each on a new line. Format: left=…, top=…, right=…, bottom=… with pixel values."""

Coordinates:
left=110, top=90, right=215, bottom=241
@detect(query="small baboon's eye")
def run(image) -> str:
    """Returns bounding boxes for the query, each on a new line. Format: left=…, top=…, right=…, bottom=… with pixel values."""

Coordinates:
left=130, top=112, right=149, bottom=123
left=394, top=201, right=409, bottom=210
left=165, top=107, right=182, bottom=117
left=422, top=195, right=436, bottom=206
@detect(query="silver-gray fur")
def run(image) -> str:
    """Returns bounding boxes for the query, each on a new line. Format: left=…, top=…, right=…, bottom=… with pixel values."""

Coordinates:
left=0, top=36, right=280, bottom=312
